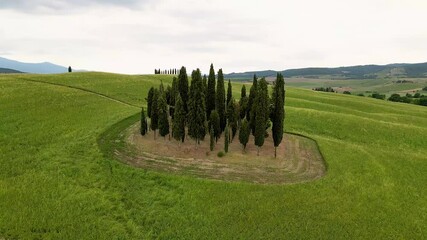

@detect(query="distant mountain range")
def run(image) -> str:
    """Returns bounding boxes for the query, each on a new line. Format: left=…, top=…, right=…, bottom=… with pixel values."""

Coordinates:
left=0, top=56, right=68, bottom=74
left=225, top=62, right=427, bottom=80
left=0, top=67, right=23, bottom=73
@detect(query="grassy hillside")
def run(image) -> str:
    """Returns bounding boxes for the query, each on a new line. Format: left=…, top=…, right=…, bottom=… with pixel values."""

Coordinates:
left=1, top=72, right=426, bottom=239
left=225, top=62, right=427, bottom=80
left=285, top=77, right=427, bottom=96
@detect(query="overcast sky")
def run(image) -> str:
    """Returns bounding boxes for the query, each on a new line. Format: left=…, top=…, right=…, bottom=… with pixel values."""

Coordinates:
left=1, top=0, right=427, bottom=74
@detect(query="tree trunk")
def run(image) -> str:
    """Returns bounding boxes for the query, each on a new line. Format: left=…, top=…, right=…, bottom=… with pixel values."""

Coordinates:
left=274, top=147, right=277, bottom=158
left=257, top=146, right=259, bottom=156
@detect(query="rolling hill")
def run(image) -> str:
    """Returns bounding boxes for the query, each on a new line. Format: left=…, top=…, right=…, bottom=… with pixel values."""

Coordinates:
left=0, top=72, right=426, bottom=239
left=0, top=56, right=68, bottom=74
left=225, top=62, right=427, bottom=80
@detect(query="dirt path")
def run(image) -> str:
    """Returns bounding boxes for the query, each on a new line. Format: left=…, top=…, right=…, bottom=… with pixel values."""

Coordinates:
left=116, top=123, right=326, bottom=184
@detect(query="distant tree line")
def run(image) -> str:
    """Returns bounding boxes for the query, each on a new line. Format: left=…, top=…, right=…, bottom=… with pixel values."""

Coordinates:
left=141, top=64, right=286, bottom=157
left=387, top=93, right=427, bottom=106
left=312, top=85, right=427, bottom=107
left=313, top=87, right=335, bottom=92
left=361, top=90, right=427, bottom=106
left=155, top=69, right=179, bottom=75
left=369, top=92, right=386, bottom=100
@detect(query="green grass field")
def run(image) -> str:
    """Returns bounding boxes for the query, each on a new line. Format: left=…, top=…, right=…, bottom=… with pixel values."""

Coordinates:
left=1, top=73, right=426, bottom=239
left=284, top=77, right=427, bottom=96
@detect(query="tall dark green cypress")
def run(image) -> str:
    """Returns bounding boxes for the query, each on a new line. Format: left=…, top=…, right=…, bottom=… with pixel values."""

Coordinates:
left=140, top=107, right=147, bottom=136
left=202, top=74, right=207, bottom=99
left=227, top=79, right=232, bottom=106
left=254, top=78, right=269, bottom=156
left=165, top=85, right=172, bottom=105
left=187, top=69, right=207, bottom=144
left=206, top=64, right=216, bottom=119
left=210, top=110, right=221, bottom=142
left=241, top=85, right=247, bottom=98
left=177, top=66, right=189, bottom=113
left=158, top=92, right=169, bottom=138
left=147, top=87, right=154, bottom=118
left=248, top=75, right=258, bottom=134
left=272, top=73, right=285, bottom=158
left=159, top=80, right=165, bottom=95
left=150, top=89, right=159, bottom=139
left=226, top=97, right=238, bottom=142
left=239, top=119, right=250, bottom=151
left=170, top=77, right=178, bottom=118
left=247, top=75, right=258, bottom=119
left=172, top=94, right=186, bottom=142
left=239, top=85, right=248, bottom=119
left=216, top=68, right=226, bottom=131
left=210, top=126, right=215, bottom=151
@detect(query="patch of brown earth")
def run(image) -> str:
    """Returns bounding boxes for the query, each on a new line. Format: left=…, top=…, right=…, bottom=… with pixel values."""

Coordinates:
left=116, top=123, right=326, bottom=184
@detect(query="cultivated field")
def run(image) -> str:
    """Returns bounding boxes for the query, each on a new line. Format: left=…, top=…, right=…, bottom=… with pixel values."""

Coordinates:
left=1, top=73, right=426, bottom=239
left=284, top=77, right=427, bottom=96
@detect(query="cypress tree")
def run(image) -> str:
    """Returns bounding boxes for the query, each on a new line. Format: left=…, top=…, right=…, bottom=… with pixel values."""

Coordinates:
left=241, top=84, right=247, bottom=98
left=227, top=79, right=232, bottom=106
left=147, top=87, right=154, bottom=118
left=239, top=119, right=250, bottom=151
left=216, top=68, right=226, bottom=131
left=226, top=98, right=238, bottom=142
left=150, top=89, right=159, bottom=139
left=158, top=92, right=169, bottom=138
left=248, top=75, right=258, bottom=134
left=210, top=125, right=215, bottom=151
left=165, top=85, right=172, bottom=105
left=209, top=110, right=221, bottom=142
left=224, top=123, right=229, bottom=153
left=177, top=66, right=189, bottom=113
left=170, top=77, right=178, bottom=118
left=254, top=78, right=269, bottom=156
left=272, top=73, right=285, bottom=158
left=172, top=94, right=186, bottom=142
left=239, top=85, right=248, bottom=119
left=140, top=107, right=147, bottom=136
left=187, top=69, right=207, bottom=144
left=247, top=75, right=258, bottom=119
left=159, top=80, right=165, bottom=95
left=202, top=74, right=207, bottom=99
left=206, top=63, right=216, bottom=119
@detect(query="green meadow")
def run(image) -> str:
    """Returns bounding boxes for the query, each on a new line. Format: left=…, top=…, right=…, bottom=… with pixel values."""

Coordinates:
left=0, top=73, right=426, bottom=239
left=285, top=77, right=427, bottom=96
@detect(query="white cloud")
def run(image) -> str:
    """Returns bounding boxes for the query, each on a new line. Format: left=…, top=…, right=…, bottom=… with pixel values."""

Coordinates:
left=0, top=0, right=426, bottom=74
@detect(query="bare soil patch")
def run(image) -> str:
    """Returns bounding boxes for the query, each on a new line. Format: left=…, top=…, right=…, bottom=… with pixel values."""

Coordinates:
left=116, top=123, right=326, bottom=184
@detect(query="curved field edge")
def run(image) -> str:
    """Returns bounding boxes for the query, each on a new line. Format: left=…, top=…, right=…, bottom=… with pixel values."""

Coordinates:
left=97, top=114, right=327, bottom=185
left=1, top=73, right=426, bottom=239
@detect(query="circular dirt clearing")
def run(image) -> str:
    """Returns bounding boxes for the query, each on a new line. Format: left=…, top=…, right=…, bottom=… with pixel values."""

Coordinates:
left=107, top=120, right=327, bottom=184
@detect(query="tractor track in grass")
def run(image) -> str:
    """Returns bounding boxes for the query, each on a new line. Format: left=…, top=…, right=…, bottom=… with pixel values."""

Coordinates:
left=16, top=77, right=140, bottom=108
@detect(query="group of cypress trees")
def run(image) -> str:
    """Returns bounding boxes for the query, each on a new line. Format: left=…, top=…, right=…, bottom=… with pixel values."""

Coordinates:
left=154, top=68, right=179, bottom=75
left=141, top=64, right=286, bottom=157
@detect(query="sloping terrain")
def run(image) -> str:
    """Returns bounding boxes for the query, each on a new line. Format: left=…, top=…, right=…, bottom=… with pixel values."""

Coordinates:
left=225, top=62, right=427, bottom=80
left=0, top=72, right=426, bottom=239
